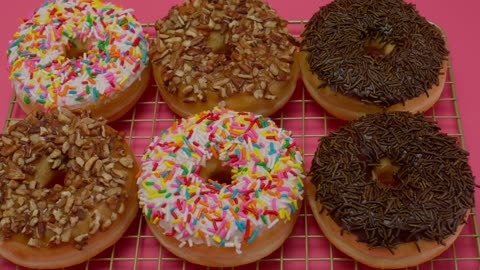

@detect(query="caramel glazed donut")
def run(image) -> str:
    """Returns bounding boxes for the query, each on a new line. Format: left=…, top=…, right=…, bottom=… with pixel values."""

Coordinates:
left=308, top=112, right=475, bottom=269
left=300, top=0, right=448, bottom=121
left=7, top=0, right=151, bottom=122
left=151, top=0, right=300, bottom=117
left=0, top=109, right=139, bottom=269
left=137, top=108, right=305, bottom=267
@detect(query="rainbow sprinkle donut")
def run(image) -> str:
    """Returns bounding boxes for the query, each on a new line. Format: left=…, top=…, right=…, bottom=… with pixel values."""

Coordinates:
left=137, top=108, right=304, bottom=266
left=7, top=0, right=150, bottom=121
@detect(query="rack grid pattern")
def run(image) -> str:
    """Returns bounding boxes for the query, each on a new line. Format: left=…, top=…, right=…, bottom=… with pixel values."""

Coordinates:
left=1, top=20, right=479, bottom=270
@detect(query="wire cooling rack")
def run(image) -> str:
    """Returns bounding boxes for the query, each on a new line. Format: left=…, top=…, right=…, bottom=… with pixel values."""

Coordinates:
left=1, top=20, right=479, bottom=270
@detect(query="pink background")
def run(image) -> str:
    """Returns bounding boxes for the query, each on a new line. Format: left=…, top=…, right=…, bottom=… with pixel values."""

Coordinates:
left=0, top=0, right=479, bottom=269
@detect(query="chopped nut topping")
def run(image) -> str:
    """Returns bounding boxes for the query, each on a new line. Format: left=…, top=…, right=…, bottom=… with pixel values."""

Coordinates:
left=153, top=0, right=296, bottom=103
left=74, top=233, right=89, bottom=243
left=119, top=157, right=134, bottom=168
left=0, top=110, right=136, bottom=249
left=61, top=230, right=72, bottom=243
left=27, top=238, right=42, bottom=247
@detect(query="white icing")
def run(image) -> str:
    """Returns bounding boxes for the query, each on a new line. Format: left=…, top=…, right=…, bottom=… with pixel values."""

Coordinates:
left=7, top=0, right=149, bottom=109
left=137, top=109, right=305, bottom=253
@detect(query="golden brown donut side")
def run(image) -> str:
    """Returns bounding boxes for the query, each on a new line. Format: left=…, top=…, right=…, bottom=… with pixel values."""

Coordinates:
left=147, top=203, right=301, bottom=267
left=299, top=50, right=447, bottom=121
left=0, top=173, right=138, bottom=269
left=16, top=65, right=151, bottom=123
left=154, top=53, right=299, bottom=117
left=307, top=180, right=466, bottom=269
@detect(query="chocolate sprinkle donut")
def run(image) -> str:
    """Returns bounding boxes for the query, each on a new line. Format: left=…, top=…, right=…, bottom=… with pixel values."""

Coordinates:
left=301, top=0, right=449, bottom=107
left=309, top=112, right=475, bottom=252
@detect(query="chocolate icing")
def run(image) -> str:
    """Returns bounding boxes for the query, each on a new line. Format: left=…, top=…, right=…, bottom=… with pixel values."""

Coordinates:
left=301, top=0, right=449, bottom=107
left=309, top=112, right=475, bottom=252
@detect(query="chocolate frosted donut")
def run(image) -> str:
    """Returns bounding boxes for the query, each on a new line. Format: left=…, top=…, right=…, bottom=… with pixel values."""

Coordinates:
left=300, top=0, right=449, bottom=120
left=308, top=112, right=475, bottom=268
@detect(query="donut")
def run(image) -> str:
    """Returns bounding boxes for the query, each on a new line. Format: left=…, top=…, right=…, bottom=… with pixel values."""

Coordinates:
left=308, top=112, right=475, bottom=269
left=300, top=0, right=448, bottom=121
left=137, top=108, right=305, bottom=267
left=7, top=0, right=151, bottom=122
left=151, top=0, right=299, bottom=117
left=0, top=109, right=139, bottom=269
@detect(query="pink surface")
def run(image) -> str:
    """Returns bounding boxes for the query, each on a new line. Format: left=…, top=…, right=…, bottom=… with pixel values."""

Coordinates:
left=0, top=0, right=480, bottom=269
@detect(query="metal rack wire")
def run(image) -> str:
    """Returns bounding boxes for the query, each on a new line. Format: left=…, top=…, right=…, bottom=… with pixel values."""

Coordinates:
left=1, top=20, right=479, bottom=270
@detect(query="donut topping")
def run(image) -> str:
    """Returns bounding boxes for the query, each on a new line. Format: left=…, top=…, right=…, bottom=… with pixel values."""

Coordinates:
left=309, top=112, right=475, bottom=252
left=371, top=158, right=400, bottom=187
left=0, top=109, right=132, bottom=249
left=199, top=158, right=235, bottom=185
left=152, top=0, right=296, bottom=103
left=302, top=0, right=449, bottom=107
left=65, top=38, right=90, bottom=60
left=137, top=108, right=304, bottom=253
left=7, top=0, right=150, bottom=110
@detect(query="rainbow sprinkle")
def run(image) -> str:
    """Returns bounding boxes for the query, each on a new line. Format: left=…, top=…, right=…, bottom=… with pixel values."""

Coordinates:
left=7, top=0, right=149, bottom=111
left=137, top=108, right=305, bottom=253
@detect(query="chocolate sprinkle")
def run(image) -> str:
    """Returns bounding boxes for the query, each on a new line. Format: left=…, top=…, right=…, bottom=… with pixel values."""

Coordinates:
left=301, top=0, right=449, bottom=107
left=309, top=112, right=475, bottom=251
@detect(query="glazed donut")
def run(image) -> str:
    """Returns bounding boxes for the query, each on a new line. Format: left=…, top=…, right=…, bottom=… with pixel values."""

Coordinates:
left=137, top=108, right=305, bottom=267
left=151, top=0, right=299, bottom=117
left=7, top=0, right=151, bottom=122
left=0, top=109, right=139, bottom=269
left=300, top=0, right=448, bottom=121
left=308, top=112, right=475, bottom=269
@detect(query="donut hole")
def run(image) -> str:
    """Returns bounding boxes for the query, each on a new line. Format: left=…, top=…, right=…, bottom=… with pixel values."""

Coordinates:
left=44, top=170, right=68, bottom=189
left=199, top=158, right=234, bottom=185
left=66, top=38, right=90, bottom=59
left=30, top=158, right=68, bottom=188
left=364, top=39, right=395, bottom=56
left=371, top=158, right=400, bottom=187
left=206, top=31, right=232, bottom=58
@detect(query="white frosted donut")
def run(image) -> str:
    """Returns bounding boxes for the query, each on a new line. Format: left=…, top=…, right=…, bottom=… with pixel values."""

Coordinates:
left=137, top=108, right=305, bottom=267
left=7, top=0, right=151, bottom=122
